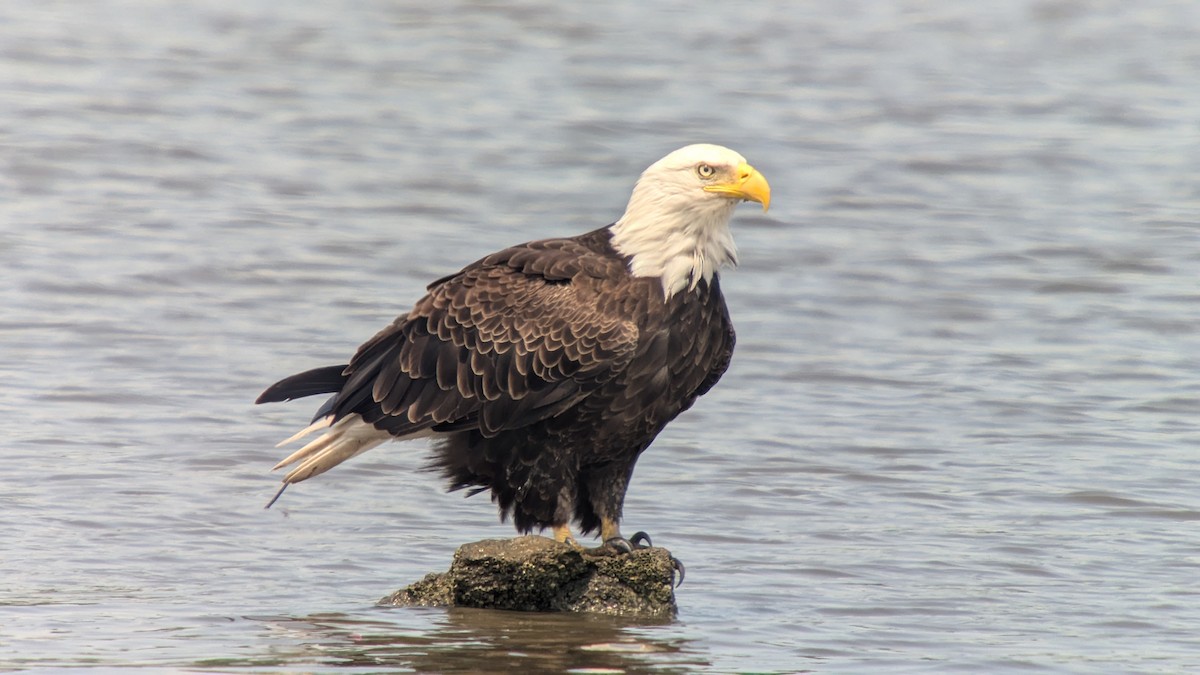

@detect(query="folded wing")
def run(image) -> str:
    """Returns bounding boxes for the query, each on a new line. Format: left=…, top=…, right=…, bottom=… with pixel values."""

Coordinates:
left=267, top=237, right=639, bottom=483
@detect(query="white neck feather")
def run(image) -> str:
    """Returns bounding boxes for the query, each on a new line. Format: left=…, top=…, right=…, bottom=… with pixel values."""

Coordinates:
left=609, top=189, right=739, bottom=299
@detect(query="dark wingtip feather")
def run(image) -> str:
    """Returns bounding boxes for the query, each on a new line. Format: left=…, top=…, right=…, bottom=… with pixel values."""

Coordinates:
left=255, top=364, right=349, bottom=404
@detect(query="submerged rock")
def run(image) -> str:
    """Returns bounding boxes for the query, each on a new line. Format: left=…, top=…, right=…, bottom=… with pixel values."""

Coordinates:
left=380, top=536, right=678, bottom=618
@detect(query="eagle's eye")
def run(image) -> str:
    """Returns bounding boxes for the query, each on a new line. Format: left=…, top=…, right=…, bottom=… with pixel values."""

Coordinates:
left=696, top=163, right=716, bottom=179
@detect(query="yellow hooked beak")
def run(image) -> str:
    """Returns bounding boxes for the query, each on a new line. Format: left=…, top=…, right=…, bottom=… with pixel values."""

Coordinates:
left=704, top=161, right=771, bottom=212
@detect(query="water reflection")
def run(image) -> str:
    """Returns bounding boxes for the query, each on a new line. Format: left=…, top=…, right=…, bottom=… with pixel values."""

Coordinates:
left=239, top=607, right=709, bottom=672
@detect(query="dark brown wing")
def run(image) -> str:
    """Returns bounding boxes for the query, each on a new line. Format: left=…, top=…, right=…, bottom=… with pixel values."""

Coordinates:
left=327, top=237, right=639, bottom=438
left=691, top=279, right=735, bottom=399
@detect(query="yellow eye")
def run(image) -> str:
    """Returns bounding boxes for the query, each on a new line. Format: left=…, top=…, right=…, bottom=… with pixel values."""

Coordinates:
left=696, top=163, right=715, bottom=178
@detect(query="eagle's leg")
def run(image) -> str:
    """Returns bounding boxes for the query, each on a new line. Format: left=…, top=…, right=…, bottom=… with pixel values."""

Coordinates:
left=580, top=464, right=684, bottom=585
left=600, top=518, right=654, bottom=552
left=600, top=518, right=644, bottom=550
left=552, top=523, right=581, bottom=549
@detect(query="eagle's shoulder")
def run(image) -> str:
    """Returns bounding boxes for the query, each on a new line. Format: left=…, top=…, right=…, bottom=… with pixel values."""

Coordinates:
left=424, top=226, right=626, bottom=290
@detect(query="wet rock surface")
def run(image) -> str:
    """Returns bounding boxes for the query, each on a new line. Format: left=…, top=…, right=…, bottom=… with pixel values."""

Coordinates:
left=380, top=536, right=678, bottom=618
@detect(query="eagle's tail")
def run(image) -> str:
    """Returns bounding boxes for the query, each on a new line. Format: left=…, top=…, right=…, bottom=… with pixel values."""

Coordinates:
left=271, top=413, right=394, bottom=483
left=257, top=363, right=393, bottom=507
left=257, top=364, right=437, bottom=507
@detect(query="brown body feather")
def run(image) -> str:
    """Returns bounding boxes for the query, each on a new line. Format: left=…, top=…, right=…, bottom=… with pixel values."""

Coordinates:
left=257, top=226, right=734, bottom=536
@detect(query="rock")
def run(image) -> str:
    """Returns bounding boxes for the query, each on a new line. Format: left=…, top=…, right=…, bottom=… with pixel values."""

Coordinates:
left=379, top=536, right=678, bottom=618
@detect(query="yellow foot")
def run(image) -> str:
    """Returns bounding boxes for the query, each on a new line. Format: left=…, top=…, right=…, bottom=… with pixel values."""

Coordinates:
left=552, top=523, right=581, bottom=549
left=601, top=518, right=622, bottom=543
left=600, top=517, right=651, bottom=551
left=599, top=518, right=685, bottom=586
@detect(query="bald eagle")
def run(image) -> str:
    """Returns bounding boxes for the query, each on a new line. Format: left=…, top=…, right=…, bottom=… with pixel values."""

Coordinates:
left=256, top=144, right=770, bottom=554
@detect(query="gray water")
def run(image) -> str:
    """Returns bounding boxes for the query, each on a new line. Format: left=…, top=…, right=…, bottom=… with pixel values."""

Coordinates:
left=3, top=1, right=1199, bottom=672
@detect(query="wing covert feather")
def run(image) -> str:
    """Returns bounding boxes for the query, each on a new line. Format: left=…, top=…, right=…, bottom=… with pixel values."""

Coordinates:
left=331, top=240, right=637, bottom=437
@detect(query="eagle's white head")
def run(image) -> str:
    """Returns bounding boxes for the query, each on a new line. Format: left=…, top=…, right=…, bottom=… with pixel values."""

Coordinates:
left=610, top=143, right=770, bottom=298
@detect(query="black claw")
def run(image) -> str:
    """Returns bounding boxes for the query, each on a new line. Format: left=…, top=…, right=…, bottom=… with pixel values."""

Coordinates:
left=603, top=531, right=683, bottom=586
left=629, top=531, right=653, bottom=548
left=604, top=536, right=634, bottom=554
left=604, top=532, right=654, bottom=553
left=670, top=555, right=686, bottom=587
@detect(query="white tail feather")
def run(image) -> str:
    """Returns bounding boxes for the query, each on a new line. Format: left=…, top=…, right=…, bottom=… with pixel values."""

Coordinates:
left=272, top=423, right=343, bottom=472
left=271, top=414, right=430, bottom=484
left=274, top=416, right=334, bottom=449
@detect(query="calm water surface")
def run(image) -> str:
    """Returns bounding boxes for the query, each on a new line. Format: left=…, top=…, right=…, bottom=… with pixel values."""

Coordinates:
left=2, top=1, right=1199, bottom=672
